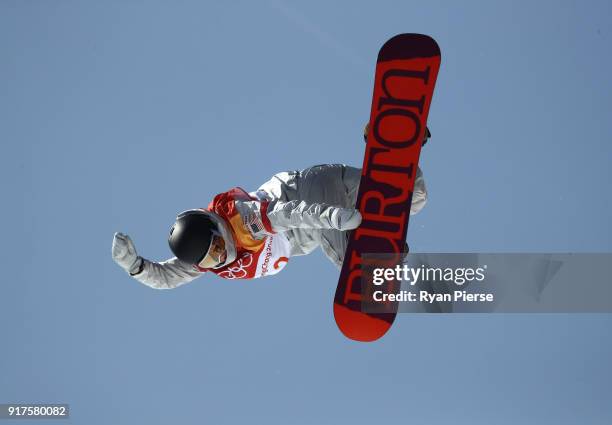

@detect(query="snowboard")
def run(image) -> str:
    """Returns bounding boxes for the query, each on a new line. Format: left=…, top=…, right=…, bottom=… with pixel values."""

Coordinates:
left=334, top=34, right=441, bottom=342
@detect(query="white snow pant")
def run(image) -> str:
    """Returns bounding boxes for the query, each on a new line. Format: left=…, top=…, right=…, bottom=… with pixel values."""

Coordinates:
left=257, top=163, right=427, bottom=269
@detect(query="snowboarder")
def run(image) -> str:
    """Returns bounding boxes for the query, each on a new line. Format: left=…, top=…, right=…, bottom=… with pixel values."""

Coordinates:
left=112, top=129, right=429, bottom=290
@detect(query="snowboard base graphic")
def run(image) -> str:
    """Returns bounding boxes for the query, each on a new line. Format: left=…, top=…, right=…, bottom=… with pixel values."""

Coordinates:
left=334, top=34, right=441, bottom=342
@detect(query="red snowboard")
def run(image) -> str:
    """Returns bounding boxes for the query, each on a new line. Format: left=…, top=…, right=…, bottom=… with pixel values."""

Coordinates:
left=334, top=34, right=441, bottom=342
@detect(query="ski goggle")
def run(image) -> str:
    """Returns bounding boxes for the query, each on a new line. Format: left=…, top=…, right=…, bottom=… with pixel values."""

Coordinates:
left=197, top=229, right=227, bottom=269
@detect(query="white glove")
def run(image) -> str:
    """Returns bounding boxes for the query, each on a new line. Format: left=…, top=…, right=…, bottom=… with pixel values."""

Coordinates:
left=331, top=208, right=362, bottom=231
left=112, top=232, right=143, bottom=275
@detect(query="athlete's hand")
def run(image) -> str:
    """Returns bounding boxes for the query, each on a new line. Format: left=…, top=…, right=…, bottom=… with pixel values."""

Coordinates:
left=331, top=208, right=362, bottom=231
left=112, top=232, right=142, bottom=275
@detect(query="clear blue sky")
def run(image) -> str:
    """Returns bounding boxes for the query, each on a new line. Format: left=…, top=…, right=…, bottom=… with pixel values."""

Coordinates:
left=1, top=1, right=611, bottom=424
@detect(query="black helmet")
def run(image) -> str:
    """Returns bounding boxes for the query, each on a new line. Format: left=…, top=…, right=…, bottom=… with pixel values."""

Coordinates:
left=168, top=211, right=217, bottom=264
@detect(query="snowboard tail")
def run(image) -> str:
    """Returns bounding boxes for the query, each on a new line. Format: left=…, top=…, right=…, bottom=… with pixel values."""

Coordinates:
left=334, top=34, right=441, bottom=342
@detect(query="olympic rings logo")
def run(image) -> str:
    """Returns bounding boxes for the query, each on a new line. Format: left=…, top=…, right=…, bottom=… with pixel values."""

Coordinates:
left=217, top=253, right=254, bottom=279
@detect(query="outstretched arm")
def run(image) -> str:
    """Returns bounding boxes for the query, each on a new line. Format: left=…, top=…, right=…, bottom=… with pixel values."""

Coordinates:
left=112, top=233, right=203, bottom=290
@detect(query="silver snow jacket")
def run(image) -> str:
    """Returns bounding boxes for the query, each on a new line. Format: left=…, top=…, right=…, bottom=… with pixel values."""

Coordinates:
left=131, top=163, right=427, bottom=289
